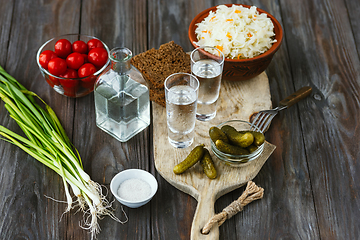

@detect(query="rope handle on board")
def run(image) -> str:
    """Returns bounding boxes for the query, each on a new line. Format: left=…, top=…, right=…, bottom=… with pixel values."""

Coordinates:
left=201, top=181, right=264, bottom=234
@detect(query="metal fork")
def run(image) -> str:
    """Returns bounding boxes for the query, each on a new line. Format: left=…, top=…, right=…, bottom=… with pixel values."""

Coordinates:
left=250, top=86, right=312, bottom=132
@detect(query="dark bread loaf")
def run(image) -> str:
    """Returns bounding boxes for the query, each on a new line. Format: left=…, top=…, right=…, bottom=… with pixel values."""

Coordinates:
left=131, top=41, right=191, bottom=107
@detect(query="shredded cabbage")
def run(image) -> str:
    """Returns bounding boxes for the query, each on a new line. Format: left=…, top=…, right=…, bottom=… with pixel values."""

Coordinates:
left=195, top=5, right=277, bottom=59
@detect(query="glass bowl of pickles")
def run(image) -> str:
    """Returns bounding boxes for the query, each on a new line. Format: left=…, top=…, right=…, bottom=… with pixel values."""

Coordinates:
left=209, top=120, right=265, bottom=167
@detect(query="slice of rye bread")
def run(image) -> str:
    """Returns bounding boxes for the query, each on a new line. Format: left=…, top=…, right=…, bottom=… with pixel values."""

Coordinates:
left=131, top=41, right=191, bottom=89
left=131, top=41, right=191, bottom=107
left=148, top=84, right=166, bottom=107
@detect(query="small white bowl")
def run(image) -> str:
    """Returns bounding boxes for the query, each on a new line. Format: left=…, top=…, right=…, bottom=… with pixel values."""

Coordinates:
left=110, top=169, right=158, bottom=208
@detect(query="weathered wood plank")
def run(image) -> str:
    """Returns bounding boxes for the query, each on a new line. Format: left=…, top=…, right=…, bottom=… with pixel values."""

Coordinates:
left=147, top=0, right=319, bottom=239
left=0, top=0, right=359, bottom=239
left=0, top=0, right=82, bottom=239
left=79, top=0, right=151, bottom=239
left=279, top=0, right=360, bottom=239
left=208, top=1, right=320, bottom=239
left=147, top=1, right=206, bottom=239
left=344, top=0, right=360, bottom=57
left=0, top=0, right=13, bottom=66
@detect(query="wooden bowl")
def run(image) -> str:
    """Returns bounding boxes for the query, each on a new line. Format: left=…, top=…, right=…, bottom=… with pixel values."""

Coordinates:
left=188, top=4, right=283, bottom=81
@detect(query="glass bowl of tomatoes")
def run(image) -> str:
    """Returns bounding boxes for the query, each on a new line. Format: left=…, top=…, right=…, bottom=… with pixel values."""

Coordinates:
left=36, top=34, right=110, bottom=98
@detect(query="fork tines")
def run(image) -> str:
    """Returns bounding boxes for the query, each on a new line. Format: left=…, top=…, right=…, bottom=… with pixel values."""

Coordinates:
left=250, top=111, right=275, bottom=132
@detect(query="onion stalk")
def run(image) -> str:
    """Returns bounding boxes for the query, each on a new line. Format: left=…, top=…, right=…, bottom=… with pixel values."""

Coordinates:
left=0, top=66, right=127, bottom=239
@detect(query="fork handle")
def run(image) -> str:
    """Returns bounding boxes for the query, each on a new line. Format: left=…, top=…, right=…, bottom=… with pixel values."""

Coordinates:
left=279, top=86, right=312, bottom=108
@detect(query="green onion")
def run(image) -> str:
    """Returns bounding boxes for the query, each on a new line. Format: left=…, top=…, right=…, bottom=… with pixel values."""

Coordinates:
left=0, top=66, right=127, bottom=239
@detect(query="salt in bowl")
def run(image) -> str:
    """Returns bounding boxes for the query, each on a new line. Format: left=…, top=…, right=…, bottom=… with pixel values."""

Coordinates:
left=110, top=169, right=158, bottom=208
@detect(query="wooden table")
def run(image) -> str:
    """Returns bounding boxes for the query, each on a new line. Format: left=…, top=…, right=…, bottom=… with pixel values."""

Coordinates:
left=0, top=0, right=359, bottom=239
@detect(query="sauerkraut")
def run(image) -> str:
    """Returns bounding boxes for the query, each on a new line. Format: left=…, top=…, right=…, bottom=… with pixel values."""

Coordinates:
left=195, top=5, right=277, bottom=59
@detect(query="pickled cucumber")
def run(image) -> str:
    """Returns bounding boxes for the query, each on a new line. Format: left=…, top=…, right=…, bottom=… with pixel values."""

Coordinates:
left=221, top=126, right=254, bottom=148
left=200, top=149, right=217, bottom=179
left=247, top=144, right=258, bottom=153
left=220, top=125, right=237, bottom=134
left=251, top=131, right=265, bottom=146
left=215, top=140, right=250, bottom=155
left=209, top=126, right=229, bottom=143
left=173, top=144, right=205, bottom=174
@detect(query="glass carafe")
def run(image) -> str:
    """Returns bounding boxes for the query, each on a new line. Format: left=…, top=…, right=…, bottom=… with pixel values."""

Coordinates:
left=94, top=47, right=150, bottom=142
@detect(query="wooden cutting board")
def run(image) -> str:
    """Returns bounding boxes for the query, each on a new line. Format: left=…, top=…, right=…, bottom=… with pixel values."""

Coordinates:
left=153, top=72, right=276, bottom=240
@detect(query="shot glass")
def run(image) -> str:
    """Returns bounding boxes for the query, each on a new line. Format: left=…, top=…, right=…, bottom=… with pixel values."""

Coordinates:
left=190, top=46, right=224, bottom=121
left=165, top=73, right=199, bottom=148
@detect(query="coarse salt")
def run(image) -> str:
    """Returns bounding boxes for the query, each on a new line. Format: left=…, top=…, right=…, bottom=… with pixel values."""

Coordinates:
left=117, top=178, right=152, bottom=202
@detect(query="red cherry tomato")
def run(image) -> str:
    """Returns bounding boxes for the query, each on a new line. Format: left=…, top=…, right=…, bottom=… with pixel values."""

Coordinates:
left=59, top=69, right=80, bottom=97
left=60, top=69, right=80, bottom=97
left=62, top=86, right=79, bottom=97
left=88, top=48, right=108, bottom=68
left=47, top=76, right=60, bottom=87
left=54, top=39, right=72, bottom=58
left=72, top=40, right=88, bottom=54
left=80, top=75, right=97, bottom=89
left=82, top=54, right=89, bottom=63
left=78, top=63, right=97, bottom=78
left=60, top=69, right=79, bottom=79
left=87, top=39, right=104, bottom=51
left=48, top=58, right=67, bottom=76
left=39, top=50, right=57, bottom=69
left=66, top=52, right=84, bottom=70
left=61, top=82, right=79, bottom=97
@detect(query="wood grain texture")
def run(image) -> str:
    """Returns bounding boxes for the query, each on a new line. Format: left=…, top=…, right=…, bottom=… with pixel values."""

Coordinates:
left=153, top=72, right=275, bottom=240
left=79, top=1, right=151, bottom=240
left=147, top=1, right=201, bottom=239
left=0, top=0, right=81, bottom=240
left=0, top=0, right=359, bottom=239
left=345, top=0, right=360, bottom=56
left=241, top=0, right=321, bottom=239
left=279, top=0, right=360, bottom=239
left=0, top=0, right=13, bottom=66
left=194, top=1, right=321, bottom=240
